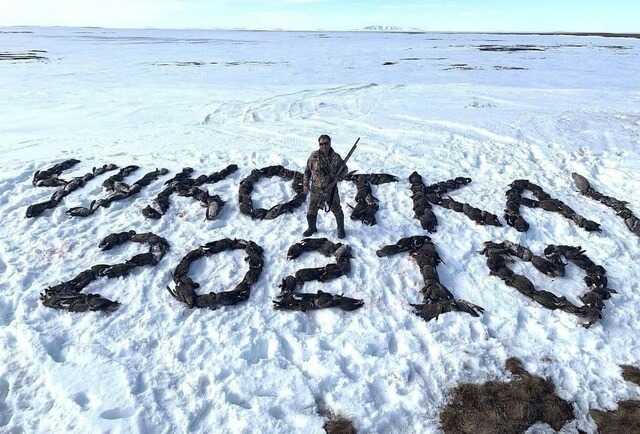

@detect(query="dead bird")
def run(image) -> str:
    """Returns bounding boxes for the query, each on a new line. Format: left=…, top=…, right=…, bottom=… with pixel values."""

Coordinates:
left=99, top=230, right=137, bottom=250
left=295, top=267, right=326, bottom=283
left=287, top=238, right=338, bottom=260
left=279, top=276, right=299, bottom=294
left=127, top=252, right=158, bottom=267
left=571, top=172, right=591, bottom=194
left=194, top=286, right=250, bottom=309
left=344, top=172, right=399, bottom=185
left=35, top=177, right=68, bottom=188
left=273, top=290, right=364, bottom=312
left=376, top=236, right=431, bottom=257
left=502, top=274, right=536, bottom=296
left=32, top=158, right=81, bottom=186
left=412, top=299, right=484, bottom=322
left=41, top=292, right=120, bottom=313
left=205, top=196, right=224, bottom=220
left=531, top=256, right=565, bottom=277
left=202, top=238, right=236, bottom=254
left=96, top=263, right=136, bottom=278
left=102, top=165, right=139, bottom=191
left=168, top=279, right=198, bottom=308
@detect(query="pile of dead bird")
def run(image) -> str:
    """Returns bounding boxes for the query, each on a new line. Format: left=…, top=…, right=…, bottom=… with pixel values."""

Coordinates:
left=408, top=172, right=502, bottom=232
left=377, top=236, right=485, bottom=322
left=504, top=179, right=601, bottom=233
left=26, top=161, right=640, bottom=242
left=238, top=165, right=306, bottom=219
left=274, top=238, right=364, bottom=311
left=168, top=238, right=264, bottom=309
left=27, top=159, right=119, bottom=217
left=344, top=172, right=398, bottom=225
left=573, top=172, right=640, bottom=236
left=142, top=164, right=237, bottom=220
left=40, top=231, right=169, bottom=312
left=26, top=160, right=639, bottom=327
left=481, top=241, right=614, bottom=327
left=67, top=166, right=169, bottom=217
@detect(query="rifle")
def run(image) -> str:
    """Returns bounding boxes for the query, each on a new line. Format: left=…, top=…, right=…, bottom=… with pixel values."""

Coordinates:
left=324, top=137, right=360, bottom=212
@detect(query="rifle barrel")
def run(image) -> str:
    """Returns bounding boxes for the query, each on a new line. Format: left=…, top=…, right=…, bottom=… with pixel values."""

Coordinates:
left=323, top=137, right=360, bottom=211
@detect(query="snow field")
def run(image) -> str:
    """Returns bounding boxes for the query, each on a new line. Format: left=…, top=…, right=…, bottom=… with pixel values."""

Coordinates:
left=0, top=27, right=639, bottom=433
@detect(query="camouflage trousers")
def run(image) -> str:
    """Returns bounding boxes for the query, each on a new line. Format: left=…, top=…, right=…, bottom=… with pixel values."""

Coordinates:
left=308, top=188, right=343, bottom=218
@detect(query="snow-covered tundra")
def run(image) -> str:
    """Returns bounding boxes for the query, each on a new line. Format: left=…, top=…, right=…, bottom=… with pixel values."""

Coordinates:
left=0, top=27, right=639, bottom=433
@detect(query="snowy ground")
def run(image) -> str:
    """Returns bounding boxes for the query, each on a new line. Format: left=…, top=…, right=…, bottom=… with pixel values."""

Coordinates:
left=1, top=27, right=639, bottom=433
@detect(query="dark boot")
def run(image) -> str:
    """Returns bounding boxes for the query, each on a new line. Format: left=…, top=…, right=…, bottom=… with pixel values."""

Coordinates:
left=335, top=212, right=346, bottom=239
left=303, top=214, right=317, bottom=237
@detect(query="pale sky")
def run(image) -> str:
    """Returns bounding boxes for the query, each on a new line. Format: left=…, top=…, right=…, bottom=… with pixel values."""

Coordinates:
left=1, top=0, right=638, bottom=32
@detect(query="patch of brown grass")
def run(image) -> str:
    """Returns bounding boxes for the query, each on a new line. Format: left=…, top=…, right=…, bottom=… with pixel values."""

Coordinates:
left=323, top=415, right=357, bottom=434
left=591, top=401, right=640, bottom=434
left=590, top=365, right=640, bottom=434
left=621, top=365, right=640, bottom=386
left=317, top=400, right=357, bottom=434
left=440, top=357, right=574, bottom=434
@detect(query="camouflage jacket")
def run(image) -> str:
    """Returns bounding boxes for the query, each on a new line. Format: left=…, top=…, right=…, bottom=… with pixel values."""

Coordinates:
left=303, top=149, right=348, bottom=193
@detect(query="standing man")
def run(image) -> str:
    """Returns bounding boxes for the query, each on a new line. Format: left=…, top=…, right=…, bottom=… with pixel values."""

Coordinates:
left=303, top=135, right=348, bottom=238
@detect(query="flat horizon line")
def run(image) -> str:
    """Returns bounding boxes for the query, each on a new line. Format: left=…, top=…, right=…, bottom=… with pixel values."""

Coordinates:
left=1, top=25, right=639, bottom=39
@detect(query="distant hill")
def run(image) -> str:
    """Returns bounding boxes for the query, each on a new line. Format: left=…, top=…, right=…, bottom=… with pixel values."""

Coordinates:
left=362, top=25, right=402, bottom=31
left=360, top=25, right=424, bottom=32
